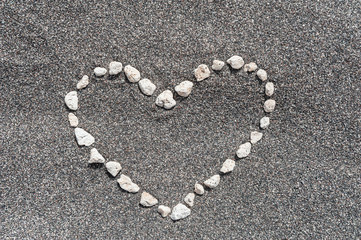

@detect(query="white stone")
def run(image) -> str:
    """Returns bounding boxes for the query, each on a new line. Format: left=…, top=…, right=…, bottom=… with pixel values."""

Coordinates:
left=64, top=91, right=78, bottom=110
left=138, top=78, right=156, bottom=96
left=155, top=90, right=176, bottom=109
left=194, top=183, right=205, bottom=195
left=250, top=131, right=263, bottom=144
left=170, top=203, right=191, bottom=221
left=184, top=193, right=195, bottom=207
left=109, top=61, right=123, bottom=75
left=260, top=116, right=270, bottom=129
left=124, top=65, right=141, bottom=83
left=194, top=64, right=210, bottom=81
left=89, top=148, right=105, bottom=163
left=74, top=127, right=95, bottom=146
left=226, top=56, right=244, bottom=69
left=76, top=75, right=89, bottom=90
left=204, top=175, right=220, bottom=188
left=244, top=62, right=258, bottom=72
left=158, top=205, right=171, bottom=217
left=257, top=69, right=267, bottom=81
left=236, top=142, right=252, bottom=158
left=220, top=159, right=235, bottom=174
left=68, top=113, right=78, bottom=127
left=265, top=82, right=274, bottom=96
left=175, top=81, right=194, bottom=97
left=264, top=99, right=276, bottom=112
left=105, top=161, right=122, bottom=177
left=140, top=191, right=158, bottom=207
left=211, top=60, right=225, bottom=71
left=117, top=174, right=140, bottom=193
left=94, top=67, right=107, bottom=77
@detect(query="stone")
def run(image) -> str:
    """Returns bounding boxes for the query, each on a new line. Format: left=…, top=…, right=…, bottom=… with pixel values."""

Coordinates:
left=194, top=64, right=210, bottom=81
left=264, top=99, right=276, bottom=112
left=211, top=60, right=225, bottom=71
left=265, top=82, right=274, bottom=96
left=89, top=148, right=105, bottom=163
left=109, top=61, right=123, bottom=75
left=174, top=80, right=194, bottom=97
left=68, top=113, right=78, bottom=127
left=257, top=69, right=267, bottom=81
left=220, top=159, right=235, bottom=174
left=94, top=67, right=107, bottom=77
left=184, top=193, right=195, bottom=207
left=236, top=142, right=252, bottom=158
left=226, top=55, right=244, bottom=69
left=260, top=116, right=270, bottom=129
left=194, top=183, right=204, bottom=195
left=117, top=174, right=140, bottom=193
left=138, top=78, right=156, bottom=96
left=105, top=161, right=122, bottom=177
left=64, top=91, right=78, bottom=110
left=76, top=75, right=89, bottom=90
left=74, top=127, right=95, bottom=146
left=170, top=203, right=191, bottom=221
left=155, top=90, right=176, bottom=109
left=250, top=131, right=263, bottom=144
left=244, top=62, right=258, bottom=72
left=158, top=205, right=171, bottom=217
left=124, top=65, right=141, bottom=83
left=140, top=191, right=158, bottom=207
left=204, top=175, right=220, bottom=188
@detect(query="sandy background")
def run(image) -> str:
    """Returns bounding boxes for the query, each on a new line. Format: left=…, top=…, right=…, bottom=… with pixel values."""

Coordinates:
left=1, top=0, right=360, bottom=239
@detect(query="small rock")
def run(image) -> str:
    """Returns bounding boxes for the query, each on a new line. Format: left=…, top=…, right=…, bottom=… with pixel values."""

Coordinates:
left=155, top=90, right=176, bottom=109
left=109, top=61, right=123, bottom=75
left=138, top=78, right=156, bottom=96
left=74, top=127, right=95, bottom=146
left=68, top=113, right=78, bottom=127
left=220, top=159, right=235, bottom=174
left=184, top=193, right=195, bottom=207
left=158, top=205, right=171, bottom=217
left=226, top=56, right=244, bottom=69
left=260, top=116, right=270, bottom=129
left=244, top=62, right=258, bottom=72
left=117, top=174, right=140, bottom=193
left=250, top=131, right=263, bottom=144
left=175, top=81, right=194, bottom=97
left=264, top=99, right=276, bottom=112
left=124, top=65, right=141, bottom=83
left=265, top=82, right=274, bottom=96
left=105, top=161, right=122, bottom=177
left=204, top=175, right=220, bottom=188
left=236, top=142, right=252, bottom=158
left=194, top=183, right=205, bottom=195
left=64, top=91, right=78, bottom=110
left=94, top=67, right=107, bottom=77
left=211, top=60, right=225, bottom=71
left=170, top=203, right=191, bottom=221
left=140, top=191, right=158, bottom=207
left=89, top=148, right=105, bottom=163
left=257, top=69, right=267, bottom=81
left=194, top=64, right=210, bottom=81
left=77, top=75, right=89, bottom=90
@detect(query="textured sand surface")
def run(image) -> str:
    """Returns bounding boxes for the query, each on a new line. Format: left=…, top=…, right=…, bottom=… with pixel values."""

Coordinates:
left=1, top=0, right=360, bottom=239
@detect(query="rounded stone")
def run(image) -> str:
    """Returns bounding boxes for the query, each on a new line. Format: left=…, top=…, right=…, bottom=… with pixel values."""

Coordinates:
left=175, top=80, right=194, bottom=97
left=264, top=99, right=276, bottom=112
left=226, top=56, right=244, bottom=69
left=94, top=67, right=107, bottom=77
left=109, top=61, right=123, bottom=75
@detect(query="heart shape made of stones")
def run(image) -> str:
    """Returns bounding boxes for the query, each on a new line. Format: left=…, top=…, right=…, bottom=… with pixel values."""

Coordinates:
left=64, top=55, right=276, bottom=221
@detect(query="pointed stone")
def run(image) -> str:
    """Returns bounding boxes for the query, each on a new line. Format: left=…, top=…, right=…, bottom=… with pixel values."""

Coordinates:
left=226, top=56, right=244, bottom=69
left=155, top=90, right=176, bottom=109
left=204, top=175, right=220, bottom=188
left=105, top=161, right=121, bottom=177
left=250, top=131, right=263, bottom=144
left=68, top=113, right=78, bottom=127
left=140, top=191, right=158, bottom=207
left=89, top=148, right=105, bottom=163
left=74, top=127, right=95, bottom=146
left=194, top=183, right=205, bottom=195
left=184, top=193, right=195, bottom=207
left=77, top=75, right=89, bottom=90
left=236, top=142, right=251, bottom=158
left=175, top=80, right=194, bottom=97
left=158, top=205, right=171, bottom=217
left=220, top=159, right=235, bottom=174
